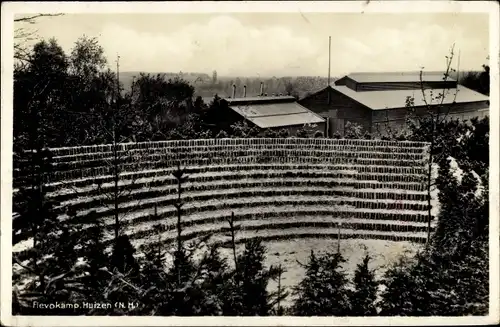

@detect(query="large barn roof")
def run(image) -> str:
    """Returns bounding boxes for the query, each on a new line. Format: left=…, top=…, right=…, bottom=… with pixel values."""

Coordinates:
left=330, top=84, right=489, bottom=110
left=336, top=71, right=457, bottom=84
left=227, top=97, right=325, bottom=128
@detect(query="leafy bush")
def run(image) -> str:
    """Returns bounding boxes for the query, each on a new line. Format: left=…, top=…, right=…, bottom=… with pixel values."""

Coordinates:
left=278, top=129, right=290, bottom=138
left=264, top=129, right=278, bottom=138
left=230, top=120, right=260, bottom=138
left=344, top=122, right=365, bottom=139
left=313, top=131, right=324, bottom=138
left=216, top=130, right=229, bottom=138
left=296, top=128, right=309, bottom=138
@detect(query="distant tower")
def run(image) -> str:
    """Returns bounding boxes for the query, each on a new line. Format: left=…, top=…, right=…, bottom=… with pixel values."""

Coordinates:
left=212, top=70, right=218, bottom=84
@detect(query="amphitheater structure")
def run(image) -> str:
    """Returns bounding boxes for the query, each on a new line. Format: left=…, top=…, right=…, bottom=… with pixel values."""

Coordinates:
left=13, top=138, right=436, bottom=257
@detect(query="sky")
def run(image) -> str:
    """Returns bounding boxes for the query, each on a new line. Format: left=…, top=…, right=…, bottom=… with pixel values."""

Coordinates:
left=14, top=12, right=489, bottom=77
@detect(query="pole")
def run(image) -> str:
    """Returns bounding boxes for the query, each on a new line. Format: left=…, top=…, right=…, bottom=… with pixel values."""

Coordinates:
left=327, top=36, right=332, bottom=110
left=328, top=36, right=331, bottom=86
left=277, top=263, right=282, bottom=315
left=113, top=54, right=120, bottom=242
left=116, top=54, right=120, bottom=99
left=337, top=222, right=341, bottom=253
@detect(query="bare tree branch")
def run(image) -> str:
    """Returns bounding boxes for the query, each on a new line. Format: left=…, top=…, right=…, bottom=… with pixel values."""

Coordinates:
left=14, top=14, right=64, bottom=23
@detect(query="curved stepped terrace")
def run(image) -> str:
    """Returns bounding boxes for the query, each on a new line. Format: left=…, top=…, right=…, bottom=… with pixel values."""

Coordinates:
left=13, top=138, right=434, bottom=257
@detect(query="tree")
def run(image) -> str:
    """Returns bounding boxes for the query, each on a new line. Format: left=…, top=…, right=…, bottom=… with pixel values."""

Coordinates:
left=216, top=130, right=229, bottom=138
left=129, top=73, right=196, bottom=140
left=296, top=127, right=309, bottom=138
left=479, top=65, right=490, bottom=96
left=433, top=158, right=488, bottom=253
left=264, top=129, right=278, bottom=138
left=379, top=233, right=489, bottom=316
left=110, top=235, right=139, bottom=275
left=78, top=211, right=110, bottom=298
left=196, top=245, right=234, bottom=315
left=460, top=117, right=489, bottom=176
left=349, top=254, right=378, bottom=316
left=230, top=120, right=260, bottom=138
left=284, top=79, right=300, bottom=99
left=379, top=150, right=489, bottom=316
left=344, top=121, right=365, bottom=139
left=13, top=148, right=59, bottom=289
left=69, top=36, right=107, bottom=80
left=232, top=240, right=281, bottom=316
left=378, top=254, right=419, bottom=316
left=14, top=14, right=64, bottom=66
left=459, top=65, right=490, bottom=96
left=64, top=36, right=117, bottom=145
left=212, top=70, right=218, bottom=84
left=313, top=131, right=324, bottom=138
left=291, top=251, right=351, bottom=316
left=269, top=264, right=289, bottom=316
left=405, top=44, right=461, bottom=246
left=12, top=39, right=73, bottom=294
left=14, top=38, right=69, bottom=149
left=168, top=113, right=212, bottom=140
left=12, top=148, right=87, bottom=315
left=278, top=129, right=290, bottom=138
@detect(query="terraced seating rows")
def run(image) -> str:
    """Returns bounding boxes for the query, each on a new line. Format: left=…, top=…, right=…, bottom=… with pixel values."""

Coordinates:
left=13, top=138, right=434, bottom=257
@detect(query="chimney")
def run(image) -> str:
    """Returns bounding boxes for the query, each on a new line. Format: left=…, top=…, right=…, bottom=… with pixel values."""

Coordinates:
left=243, top=85, right=247, bottom=97
left=260, top=82, right=264, bottom=96
left=232, top=84, right=236, bottom=98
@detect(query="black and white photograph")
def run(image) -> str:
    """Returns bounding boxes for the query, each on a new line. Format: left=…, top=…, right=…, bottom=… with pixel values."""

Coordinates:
left=1, top=1, right=499, bottom=325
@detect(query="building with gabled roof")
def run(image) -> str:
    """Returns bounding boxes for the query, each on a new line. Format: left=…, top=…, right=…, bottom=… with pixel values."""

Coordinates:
left=299, top=72, right=489, bottom=137
left=226, top=96, right=325, bottom=130
left=204, top=88, right=326, bottom=136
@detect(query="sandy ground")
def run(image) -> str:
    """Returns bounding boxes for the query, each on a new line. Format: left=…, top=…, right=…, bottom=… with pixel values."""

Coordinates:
left=217, top=238, right=421, bottom=306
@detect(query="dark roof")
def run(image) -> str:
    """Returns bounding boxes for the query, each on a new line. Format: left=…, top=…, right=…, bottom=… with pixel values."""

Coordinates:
left=228, top=98, right=325, bottom=128
left=336, top=71, right=457, bottom=84
left=330, top=84, right=489, bottom=110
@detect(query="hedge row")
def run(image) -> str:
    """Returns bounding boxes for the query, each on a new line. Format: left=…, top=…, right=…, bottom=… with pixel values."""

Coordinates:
left=56, top=177, right=422, bottom=213
left=42, top=144, right=428, bottom=165
left=15, top=201, right=434, bottom=245
left=59, top=194, right=428, bottom=224
left=39, top=138, right=431, bottom=157
left=51, top=169, right=425, bottom=186
left=47, top=176, right=424, bottom=206
left=113, top=207, right=434, bottom=232
left=15, top=149, right=426, bottom=178
left=123, top=218, right=433, bottom=245
left=34, top=162, right=426, bottom=193
left=15, top=156, right=427, bottom=186
left=54, top=187, right=429, bottom=214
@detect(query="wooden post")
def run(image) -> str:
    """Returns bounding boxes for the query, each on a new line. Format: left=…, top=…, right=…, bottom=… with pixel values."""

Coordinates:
left=327, top=36, right=331, bottom=105
left=337, top=222, right=342, bottom=253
